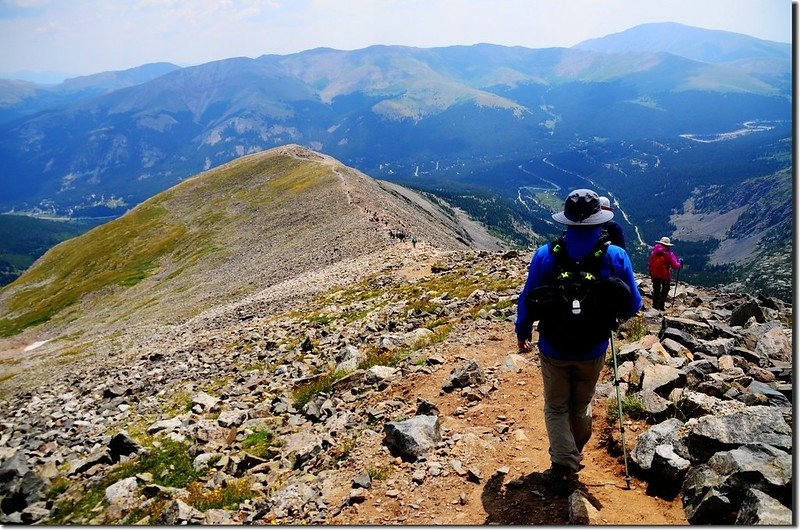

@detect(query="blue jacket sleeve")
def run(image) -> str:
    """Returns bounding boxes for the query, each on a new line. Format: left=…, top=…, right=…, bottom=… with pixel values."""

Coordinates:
left=515, top=246, right=552, bottom=341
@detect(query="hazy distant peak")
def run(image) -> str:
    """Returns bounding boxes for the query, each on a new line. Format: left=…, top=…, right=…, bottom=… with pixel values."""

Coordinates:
left=573, top=22, right=790, bottom=64
left=59, top=62, right=182, bottom=91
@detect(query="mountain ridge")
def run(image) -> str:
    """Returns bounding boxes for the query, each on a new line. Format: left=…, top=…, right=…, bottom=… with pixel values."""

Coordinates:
left=1, top=34, right=788, bottom=216
left=0, top=22, right=791, bottom=301
left=0, top=62, right=182, bottom=124
left=573, top=22, right=791, bottom=63
left=0, top=146, right=504, bottom=392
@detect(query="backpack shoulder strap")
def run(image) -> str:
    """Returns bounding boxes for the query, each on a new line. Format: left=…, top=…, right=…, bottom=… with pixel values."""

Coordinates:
left=547, top=236, right=573, bottom=277
left=548, top=237, right=566, bottom=260
left=552, top=237, right=609, bottom=267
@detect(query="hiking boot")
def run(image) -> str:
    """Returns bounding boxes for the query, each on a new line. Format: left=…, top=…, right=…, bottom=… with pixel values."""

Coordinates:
left=543, top=463, right=574, bottom=497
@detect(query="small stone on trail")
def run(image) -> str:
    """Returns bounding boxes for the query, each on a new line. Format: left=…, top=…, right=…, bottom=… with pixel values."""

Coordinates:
left=467, top=467, right=482, bottom=483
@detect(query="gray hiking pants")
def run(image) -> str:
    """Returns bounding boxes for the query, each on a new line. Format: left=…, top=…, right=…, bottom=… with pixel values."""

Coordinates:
left=539, top=352, right=606, bottom=472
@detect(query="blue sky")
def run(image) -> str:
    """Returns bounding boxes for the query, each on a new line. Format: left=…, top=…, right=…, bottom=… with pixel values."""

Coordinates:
left=0, top=0, right=793, bottom=80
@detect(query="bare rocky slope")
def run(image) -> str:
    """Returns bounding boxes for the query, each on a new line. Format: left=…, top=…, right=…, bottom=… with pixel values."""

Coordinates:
left=0, top=145, right=504, bottom=396
left=0, top=147, right=791, bottom=524
left=0, top=243, right=791, bottom=525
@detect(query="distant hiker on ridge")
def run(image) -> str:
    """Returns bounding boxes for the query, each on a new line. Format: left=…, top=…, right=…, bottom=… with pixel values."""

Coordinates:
left=598, top=196, right=626, bottom=249
left=515, top=189, right=642, bottom=496
left=648, top=236, right=683, bottom=311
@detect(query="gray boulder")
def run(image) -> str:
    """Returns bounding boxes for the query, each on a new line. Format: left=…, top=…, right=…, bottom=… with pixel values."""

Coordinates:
left=662, top=317, right=714, bottom=340
left=20, top=503, right=50, bottom=524
left=683, top=406, right=792, bottom=463
left=729, top=299, right=765, bottom=327
left=158, top=499, right=204, bottom=525
left=204, top=509, right=237, bottom=525
left=677, top=391, right=747, bottom=419
left=146, top=417, right=182, bottom=435
left=383, top=415, right=441, bottom=461
left=634, top=389, right=673, bottom=419
left=270, top=482, right=318, bottom=519
left=108, top=431, right=145, bottom=463
left=217, top=409, right=248, bottom=428
left=335, top=345, right=366, bottom=373
left=0, top=452, right=29, bottom=496
left=379, top=328, right=433, bottom=351
left=735, top=488, right=792, bottom=525
left=641, top=364, right=684, bottom=397
left=661, top=327, right=700, bottom=352
left=568, top=491, right=600, bottom=524
left=660, top=337, right=691, bottom=359
left=651, top=444, right=691, bottom=482
left=352, top=473, right=372, bottom=490
left=68, top=448, right=113, bottom=475
left=191, top=391, right=220, bottom=412
left=442, top=359, right=486, bottom=392
left=742, top=380, right=792, bottom=408
left=0, top=467, right=45, bottom=516
left=631, top=418, right=684, bottom=472
left=683, top=359, right=717, bottom=388
left=330, top=370, right=368, bottom=393
left=104, top=476, right=139, bottom=510
left=697, top=338, right=735, bottom=357
left=365, top=365, right=398, bottom=385
left=501, top=353, right=528, bottom=373
left=754, top=327, right=792, bottom=363
left=681, top=443, right=791, bottom=524
left=282, top=431, right=325, bottom=470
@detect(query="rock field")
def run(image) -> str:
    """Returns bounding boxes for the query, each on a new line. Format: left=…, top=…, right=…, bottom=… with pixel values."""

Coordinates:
left=0, top=243, right=792, bottom=524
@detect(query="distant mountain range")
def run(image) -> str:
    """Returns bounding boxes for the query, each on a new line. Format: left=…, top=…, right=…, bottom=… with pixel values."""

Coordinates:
left=575, top=22, right=790, bottom=65
left=0, top=22, right=792, bottom=299
left=0, top=62, right=181, bottom=123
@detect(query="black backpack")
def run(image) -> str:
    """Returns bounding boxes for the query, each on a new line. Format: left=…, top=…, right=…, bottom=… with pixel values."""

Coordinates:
left=524, top=237, right=633, bottom=353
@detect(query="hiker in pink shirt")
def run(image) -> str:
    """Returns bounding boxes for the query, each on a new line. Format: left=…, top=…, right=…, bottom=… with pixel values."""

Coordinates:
left=648, top=236, right=683, bottom=310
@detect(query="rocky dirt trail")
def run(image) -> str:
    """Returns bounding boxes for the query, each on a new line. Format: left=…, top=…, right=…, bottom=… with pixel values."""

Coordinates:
left=326, top=318, right=687, bottom=524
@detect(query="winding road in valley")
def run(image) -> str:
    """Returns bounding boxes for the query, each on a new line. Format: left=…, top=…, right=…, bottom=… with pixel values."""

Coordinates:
left=517, top=158, right=648, bottom=249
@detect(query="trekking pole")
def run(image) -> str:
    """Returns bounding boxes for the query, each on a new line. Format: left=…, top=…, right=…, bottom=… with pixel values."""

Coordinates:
left=609, top=332, right=633, bottom=490
left=669, top=267, right=681, bottom=313
left=671, top=266, right=681, bottom=302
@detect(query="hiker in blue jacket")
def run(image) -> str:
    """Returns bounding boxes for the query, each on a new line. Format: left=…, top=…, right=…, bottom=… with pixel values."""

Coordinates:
left=515, top=189, right=642, bottom=496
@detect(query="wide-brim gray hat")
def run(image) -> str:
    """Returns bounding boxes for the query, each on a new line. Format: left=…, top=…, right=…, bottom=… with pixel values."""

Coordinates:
left=656, top=236, right=674, bottom=246
left=552, top=189, right=614, bottom=226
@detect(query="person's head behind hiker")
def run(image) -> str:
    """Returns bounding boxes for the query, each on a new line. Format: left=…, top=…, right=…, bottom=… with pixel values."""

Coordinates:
left=514, top=188, right=642, bottom=495
left=597, top=196, right=626, bottom=249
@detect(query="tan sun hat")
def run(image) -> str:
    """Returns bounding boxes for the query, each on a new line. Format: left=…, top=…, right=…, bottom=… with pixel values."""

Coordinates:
left=657, top=236, right=674, bottom=247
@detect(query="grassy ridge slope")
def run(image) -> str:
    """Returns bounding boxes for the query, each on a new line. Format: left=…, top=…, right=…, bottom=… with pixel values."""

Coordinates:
left=0, top=149, right=338, bottom=337
left=0, top=145, right=482, bottom=341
